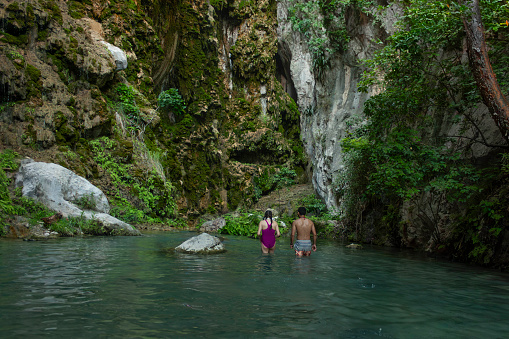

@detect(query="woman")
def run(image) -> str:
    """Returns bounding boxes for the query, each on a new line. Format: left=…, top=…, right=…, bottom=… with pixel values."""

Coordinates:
left=257, top=210, right=280, bottom=254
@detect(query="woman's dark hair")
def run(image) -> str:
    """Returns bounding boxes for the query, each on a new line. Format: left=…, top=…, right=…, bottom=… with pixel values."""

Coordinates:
left=264, top=210, right=273, bottom=223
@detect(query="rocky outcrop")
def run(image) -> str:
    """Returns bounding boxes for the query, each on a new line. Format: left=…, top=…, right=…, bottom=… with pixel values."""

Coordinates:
left=15, top=159, right=140, bottom=236
left=175, top=233, right=225, bottom=254
left=0, top=2, right=129, bottom=149
left=4, top=216, right=59, bottom=239
left=277, top=0, right=400, bottom=211
left=0, top=0, right=305, bottom=224
left=199, top=217, right=226, bottom=232
left=277, top=0, right=505, bottom=256
left=100, top=41, right=127, bottom=71
left=277, top=0, right=503, bottom=216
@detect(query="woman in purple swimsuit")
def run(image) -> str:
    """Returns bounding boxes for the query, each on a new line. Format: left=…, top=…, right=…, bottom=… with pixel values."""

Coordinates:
left=257, top=210, right=281, bottom=254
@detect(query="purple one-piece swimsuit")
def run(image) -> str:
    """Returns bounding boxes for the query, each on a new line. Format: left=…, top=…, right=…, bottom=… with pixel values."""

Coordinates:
left=261, top=220, right=276, bottom=248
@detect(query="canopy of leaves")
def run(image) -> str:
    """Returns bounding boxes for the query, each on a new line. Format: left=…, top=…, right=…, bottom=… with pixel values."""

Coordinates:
left=338, top=0, right=509, bottom=258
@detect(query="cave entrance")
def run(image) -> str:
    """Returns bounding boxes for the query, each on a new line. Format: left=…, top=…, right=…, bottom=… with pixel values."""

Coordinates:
left=275, top=40, right=298, bottom=104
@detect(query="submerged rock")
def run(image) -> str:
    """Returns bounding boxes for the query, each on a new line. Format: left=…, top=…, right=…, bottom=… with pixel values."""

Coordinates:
left=175, top=233, right=225, bottom=254
left=346, top=243, right=363, bottom=249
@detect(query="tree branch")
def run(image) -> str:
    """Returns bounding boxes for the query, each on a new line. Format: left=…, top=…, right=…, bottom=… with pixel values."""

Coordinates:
left=461, top=0, right=509, bottom=144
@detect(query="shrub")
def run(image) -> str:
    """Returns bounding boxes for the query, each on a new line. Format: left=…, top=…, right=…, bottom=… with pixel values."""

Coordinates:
left=158, top=88, right=186, bottom=117
left=0, top=150, right=19, bottom=217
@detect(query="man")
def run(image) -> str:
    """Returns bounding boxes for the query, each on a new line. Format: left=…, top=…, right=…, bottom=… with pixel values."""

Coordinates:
left=290, top=207, right=317, bottom=256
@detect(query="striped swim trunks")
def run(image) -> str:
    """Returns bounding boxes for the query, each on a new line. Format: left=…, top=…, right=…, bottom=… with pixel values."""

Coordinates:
left=294, top=240, right=312, bottom=252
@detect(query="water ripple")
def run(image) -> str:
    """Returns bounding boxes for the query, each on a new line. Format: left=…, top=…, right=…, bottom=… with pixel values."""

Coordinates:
left=1, top=234, right=509, bottom=338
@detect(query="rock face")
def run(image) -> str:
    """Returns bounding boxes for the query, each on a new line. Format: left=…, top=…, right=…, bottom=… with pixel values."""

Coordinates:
left=175, top=233, right=225, bottom=254
left=0, top=0, right=304, bottom=224
left=277, top=0, right=503, bottom=214
left=277, top=0, right=399, bottom=211
left=100, top=41, right=128, bottom=71
left=15, top=159, right=140, bottom=236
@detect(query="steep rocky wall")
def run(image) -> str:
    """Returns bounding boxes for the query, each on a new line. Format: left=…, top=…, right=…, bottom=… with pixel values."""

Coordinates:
left=276, top=0, right=504, bottom=214
left=0, top=0, right=305, bottom=224
left=140, top=0, right=306, bottom=220
left=276, top=0, right=399, bottom=211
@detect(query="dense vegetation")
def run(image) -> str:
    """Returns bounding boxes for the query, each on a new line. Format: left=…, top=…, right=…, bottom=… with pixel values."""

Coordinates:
left=335, top=0, right=509, bottom=266
left=0, top=0, right=306, bottom=236
left=2, top=0, right=509, bottom=269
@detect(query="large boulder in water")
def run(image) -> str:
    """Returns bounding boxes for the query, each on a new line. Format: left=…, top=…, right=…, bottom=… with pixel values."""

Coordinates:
left=15, top=160, right=140, bottom=236
left=175, top=233, right=225, bottom=254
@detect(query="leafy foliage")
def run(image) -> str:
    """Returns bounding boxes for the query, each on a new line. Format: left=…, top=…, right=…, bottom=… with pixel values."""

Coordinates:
left=253, top=167, right=297, bottom=202
left=71, top=194, right=97, bottom=210
left=338, top=0, right=509, bottom=255
left=218, top=211, right=289, bottom=237
left=218, top=212, right=261, bottom=237
left=158, top=88, right=186, bottom=117
left=288, top=0, right=337, bottom=73
left=116, top=83, right=140, bottom=122
left=90, top=137, right=177, bottom=223
left=288, top=0, right=385, bottom=74
left=299, top=194, right=328, bottom=217
left=47, top=214, right=106, bottom=236
left=0, top=150, right=19, bottom=229
left=273, top=167, right=297, bottom=189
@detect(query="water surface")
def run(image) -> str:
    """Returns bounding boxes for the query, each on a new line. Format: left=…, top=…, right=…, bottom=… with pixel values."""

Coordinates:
left=1, top=232, right=508, bottom=338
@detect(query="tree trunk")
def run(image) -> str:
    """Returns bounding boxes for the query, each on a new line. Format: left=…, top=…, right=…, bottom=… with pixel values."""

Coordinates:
left=462, top=0, right=509, bottom=144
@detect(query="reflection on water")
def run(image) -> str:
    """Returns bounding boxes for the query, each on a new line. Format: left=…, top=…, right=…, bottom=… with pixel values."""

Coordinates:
left=1, top=232, right=509, bottom=338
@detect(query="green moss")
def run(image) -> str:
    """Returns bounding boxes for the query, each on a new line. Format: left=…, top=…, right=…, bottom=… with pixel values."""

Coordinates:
left=6, top=50, right=24, bottom=61
left=0, top=31, right=28, bottom=46
left=25, top=64, right=41, bottom=82
left=41, top=0, right=63, bottom=25
left=25, top=64, right=42, bottom=99
left=37, top=30, right=49, bottom=41
left=54, top=111, right=79, bottom=146
left=69, top=10, right=84, bottom=19
left=69, top=36, right=78, bottom=48
left=6, top=2, right=20, bottom=11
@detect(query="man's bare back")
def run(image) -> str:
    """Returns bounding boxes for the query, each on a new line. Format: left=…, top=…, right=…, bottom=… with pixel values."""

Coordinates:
left=290, top=207, right=317, bottom=256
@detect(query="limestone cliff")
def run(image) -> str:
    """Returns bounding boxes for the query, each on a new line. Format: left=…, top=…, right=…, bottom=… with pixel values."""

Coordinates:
left=277, top=0, right=503, bottom=211
left=0, top=0, right=304, bottom=225
left=276, top=0, right=508, bottom=265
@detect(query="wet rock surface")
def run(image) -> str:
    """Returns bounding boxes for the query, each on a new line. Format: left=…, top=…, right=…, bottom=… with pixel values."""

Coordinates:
left=175, top=233, right=225, bottom=254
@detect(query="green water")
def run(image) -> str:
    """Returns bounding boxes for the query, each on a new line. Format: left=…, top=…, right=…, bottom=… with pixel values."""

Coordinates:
left=1, top=231, right=508, bottom=338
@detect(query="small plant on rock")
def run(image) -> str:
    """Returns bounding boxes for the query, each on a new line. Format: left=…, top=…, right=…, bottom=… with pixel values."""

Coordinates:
left=158, top=88, right=186, bottom=118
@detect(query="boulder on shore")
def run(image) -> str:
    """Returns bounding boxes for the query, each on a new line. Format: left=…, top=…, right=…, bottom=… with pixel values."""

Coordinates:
left=199, top=217, right=226, bottom=232
left=15, top=159, right=140, bottom=236
left=175, top=233, right=226, bottom=254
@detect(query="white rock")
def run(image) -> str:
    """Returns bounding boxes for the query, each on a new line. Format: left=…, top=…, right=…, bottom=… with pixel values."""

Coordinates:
left=101, top=41, right=128, bottom=70
left=15, top=160, right=140, bottom=236
left=175, top=233, right=225, bottom=254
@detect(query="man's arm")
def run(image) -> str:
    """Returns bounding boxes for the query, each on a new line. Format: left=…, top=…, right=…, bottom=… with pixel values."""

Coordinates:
left=311, top=221, right=317, bottom=251
left=290, top=221, right=296, bottom=248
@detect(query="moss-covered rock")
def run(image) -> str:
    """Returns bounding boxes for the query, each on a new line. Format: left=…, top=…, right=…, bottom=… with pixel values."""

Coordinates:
left=0, top=0, right=306, bottom=227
